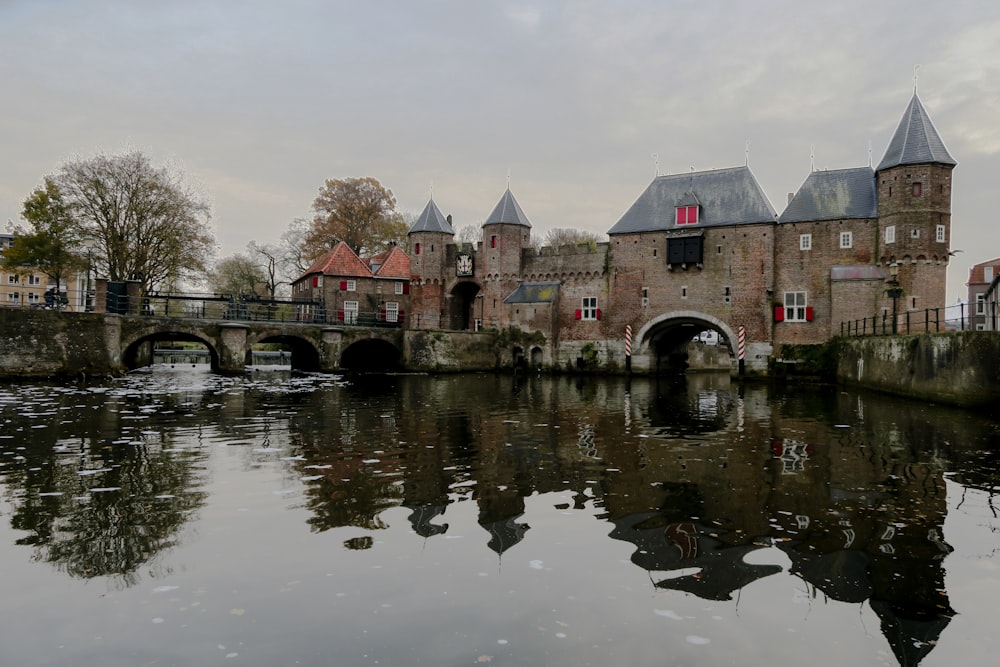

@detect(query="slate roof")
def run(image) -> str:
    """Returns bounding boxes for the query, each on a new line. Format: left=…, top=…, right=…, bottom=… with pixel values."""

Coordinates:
left=407, top=198, right=455, bottom=235
left=302, top=242, right=372, bottom=279
left=503, top=282, right=560, bottom=304
left=876, top=94, right=956, bottom=172
left=779, top=167, right=877, bottom=223
left=372, top=245, right=410, bottom=279
left=485, top=188, right=532, bottom=227
left=607, top=166, right=777, bottom=235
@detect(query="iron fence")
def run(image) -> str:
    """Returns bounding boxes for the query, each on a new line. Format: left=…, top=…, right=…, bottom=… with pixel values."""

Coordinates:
left=840, top=303, right=970, bottom=337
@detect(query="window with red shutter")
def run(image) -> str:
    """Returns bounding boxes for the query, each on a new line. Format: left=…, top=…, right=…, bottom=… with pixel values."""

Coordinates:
left=806, top=306, right=814, bottom=321
left=402, top=283, right=409, bottom=294
left=774, top=306, right=785, bottom=322
left=340, top=280, right=347, bottom=291
left=574, top=309, right=582, bottom=320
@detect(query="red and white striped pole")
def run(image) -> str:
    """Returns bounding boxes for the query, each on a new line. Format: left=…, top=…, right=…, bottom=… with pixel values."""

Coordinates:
left=625, top=325, right=632, bottom=373
left=737, top=325, right=746, bottom=376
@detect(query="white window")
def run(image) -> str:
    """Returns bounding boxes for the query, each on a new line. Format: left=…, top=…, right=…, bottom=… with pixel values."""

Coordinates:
left=394, top=281, right=403, bottom=295
left=936, top=225, right=946, bottom=243
left=28, top=275, right=41, bottom=285
left=839, top=231, right=853, bottom=249
left=7, top=274, right=19, bottom=285
left=345, top=279, right=356, bottom=291
left=799, top=234, right=812, bottom=251
left=784, top=291, right=807, bottom=322
left=582, top=297, right=598, bottom=320
left=385, top=301, right=399, bottom=323
left=985, top=267, right=994, bottom=283
left=7, top=292, right=18, bottom=304
left=343, top=300, right=359, bottom=324
left=976, top=293, right=986, bottom=315
left=27, top=292, right=39, bottom=304
left=885, top=225, right=896, bottom=244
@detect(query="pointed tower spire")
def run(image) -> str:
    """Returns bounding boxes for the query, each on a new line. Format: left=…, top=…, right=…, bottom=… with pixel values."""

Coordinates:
left=876, top=93, right=956, bottom=172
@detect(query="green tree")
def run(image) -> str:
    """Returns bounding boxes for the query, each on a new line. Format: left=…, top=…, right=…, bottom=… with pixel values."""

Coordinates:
left=305, top=177, right=406, bottom=260
left=2, top=178, right=84, bottom=298
left=207, top=253, right=267, bottom=298
left=55, top=151, right=215, bottom=294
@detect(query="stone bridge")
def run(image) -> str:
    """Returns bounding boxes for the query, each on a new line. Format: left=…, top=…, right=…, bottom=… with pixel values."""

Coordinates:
left=0, top=308, right=500, bottom=377
left=117, top=317, right=408, bottom=373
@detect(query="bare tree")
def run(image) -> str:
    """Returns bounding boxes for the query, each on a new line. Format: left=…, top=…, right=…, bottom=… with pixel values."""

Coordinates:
left=540, top=228, right=604, bottom=250
left=56, top=151, right=215, bottom=294
left=455, top=224, right=481, bottom=244
left=246, top=240, right=287, bottom=299
left=280, top=217, right=312, bottom=278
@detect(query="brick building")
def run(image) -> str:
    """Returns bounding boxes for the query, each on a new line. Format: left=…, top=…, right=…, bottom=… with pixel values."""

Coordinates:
left=306, top=92, right=957, bottom=373
left=292, top=242, right=410, bottom=326
left=966, top=258, right=1000, bottom=330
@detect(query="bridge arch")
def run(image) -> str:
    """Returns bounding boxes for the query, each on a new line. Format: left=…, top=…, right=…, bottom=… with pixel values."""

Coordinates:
left=634, top=310, right=738, bottom=374
left=248, top=333, right=322, bottom=372
left=340, top=338, right=403, bottom=372
left=121, top=328, right=220, bottom=371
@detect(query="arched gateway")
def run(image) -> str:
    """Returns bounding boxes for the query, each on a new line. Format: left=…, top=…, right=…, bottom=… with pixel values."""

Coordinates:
left=632, top=311, right=737, bottom=374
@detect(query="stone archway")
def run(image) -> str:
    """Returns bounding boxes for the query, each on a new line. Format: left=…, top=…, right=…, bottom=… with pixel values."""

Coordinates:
left=448, top=281, right=481, bottom=331
left=633, top=311, right=738, bottom=375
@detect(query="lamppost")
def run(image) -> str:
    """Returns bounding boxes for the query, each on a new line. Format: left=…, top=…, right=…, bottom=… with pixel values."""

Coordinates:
left=886, top=261, right=903, bottom=334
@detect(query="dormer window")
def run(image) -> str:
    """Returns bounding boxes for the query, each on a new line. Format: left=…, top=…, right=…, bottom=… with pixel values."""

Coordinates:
left=676, top=205, right=699, bottom=225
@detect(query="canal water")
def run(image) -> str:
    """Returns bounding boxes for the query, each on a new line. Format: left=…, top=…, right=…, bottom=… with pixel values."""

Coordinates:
left=1, top=369, right=998, bottom=666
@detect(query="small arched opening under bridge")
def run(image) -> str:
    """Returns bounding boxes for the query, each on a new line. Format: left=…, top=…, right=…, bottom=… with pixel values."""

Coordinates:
left=634, top=311, right=737, bottom=375
left=249, top=335, right=321, bottom=372
left=340, top=339, right=403, bottom=372
left=123, top=331, right=219, bottom=371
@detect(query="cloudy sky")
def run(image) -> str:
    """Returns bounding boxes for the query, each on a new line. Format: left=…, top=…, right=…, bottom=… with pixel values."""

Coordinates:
left=2, top=0, right=998, bottom=302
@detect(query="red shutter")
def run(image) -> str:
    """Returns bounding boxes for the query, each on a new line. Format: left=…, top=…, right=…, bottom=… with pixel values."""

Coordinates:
left=339, top=280, right=347, bottom=291
left=774, top=306, right=785, bottom=322
left=806, top=306, right=814, bottom=321
left=676, top=207, right=686, bottom=225
left=688, top=206, right=698, bottom=224
left=402, top=283, right=410, bottom=294
left=596, top=308, right=602, bottom=320
left=312, top=276, right=319, bottom=287
left=574, top=309, right=582, bottom=320
left=337, top=310, right=344, bottom=321
left=415, top=243, right=421, bottom=254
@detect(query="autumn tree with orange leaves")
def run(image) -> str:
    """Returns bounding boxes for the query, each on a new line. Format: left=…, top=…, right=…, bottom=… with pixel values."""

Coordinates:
left=303, top=177, right=407, bottom=261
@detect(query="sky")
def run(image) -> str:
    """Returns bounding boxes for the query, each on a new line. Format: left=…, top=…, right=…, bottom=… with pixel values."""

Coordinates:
left=2, top=0, right=998, bottom=303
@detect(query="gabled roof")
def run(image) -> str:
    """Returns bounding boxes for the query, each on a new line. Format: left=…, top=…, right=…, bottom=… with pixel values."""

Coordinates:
left=503, top=282, right=560, bottom=304
left=607, top=166, right=777, bottom=235
left=876, top=94, right=956, bottom=172
left=779, top=167, right=877, bottom=223
left=372, top=245, right=410, bottom=279
left=301, top=242, right=372, bottom=279
left=407, top=198, right=455, bottom=235
left=968, top=258, right=1000, bottom=284
left=484, top=188, right=532, bottom=227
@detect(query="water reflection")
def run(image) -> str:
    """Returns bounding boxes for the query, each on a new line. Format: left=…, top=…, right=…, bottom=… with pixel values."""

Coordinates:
left=2, top=370, right=999, bottom=665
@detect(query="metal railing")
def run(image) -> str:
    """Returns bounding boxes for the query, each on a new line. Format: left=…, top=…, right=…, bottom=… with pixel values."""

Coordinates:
left=840, top=304, right=969, bottom=337
left=1, top=288, right=406, bottom=328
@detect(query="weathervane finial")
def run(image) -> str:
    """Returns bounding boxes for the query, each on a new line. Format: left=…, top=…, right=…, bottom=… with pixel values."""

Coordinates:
left=651, top=153, right=659, bottom=177
left=913, top=64, right=921, bottom=93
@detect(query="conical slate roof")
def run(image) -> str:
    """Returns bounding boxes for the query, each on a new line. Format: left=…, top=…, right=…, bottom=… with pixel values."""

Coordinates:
left=407, top=198, right=455, bottom=235
left=779, top=167, right=877, bottom=223
left=484, top=188, right=531, bottom=227
left=876, top=94, right=956, bottom=172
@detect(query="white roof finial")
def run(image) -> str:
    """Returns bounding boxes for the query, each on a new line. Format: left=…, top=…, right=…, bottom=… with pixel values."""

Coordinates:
left=651, top=153, right=660, bottom=177
left=913, top=64, right=921, bottom=94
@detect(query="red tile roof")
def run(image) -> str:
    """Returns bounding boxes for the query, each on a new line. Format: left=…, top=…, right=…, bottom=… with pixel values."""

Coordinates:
left=302, top=242, right=372, bottom=279
left=968, top=258, right=1000, bottom=285
left=373, top=245, right=410, bottom=279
